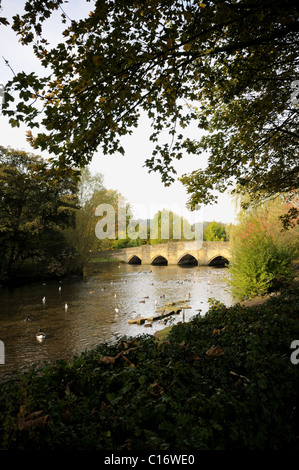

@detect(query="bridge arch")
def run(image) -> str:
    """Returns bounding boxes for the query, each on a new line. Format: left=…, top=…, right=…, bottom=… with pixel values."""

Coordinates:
left=208, top=255, right=229, bottom=267
left=151, top=255, right=168, bottom=266
left=178, top=253, right=198, bottom=266
left=128, top=255, right=142, bottom=265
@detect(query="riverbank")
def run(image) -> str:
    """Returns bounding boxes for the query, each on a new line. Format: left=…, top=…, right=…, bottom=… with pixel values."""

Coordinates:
left=154, top=263, right=299, bottom=342
left=0, top=284, right=298, bottom=450
left=153, top=296, right=274, bottom=341
left=0, top=269, right=84, bottom=289
left=241, top=261, right=299, bottom=308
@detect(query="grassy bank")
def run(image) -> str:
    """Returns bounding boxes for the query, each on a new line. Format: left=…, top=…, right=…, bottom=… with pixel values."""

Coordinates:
left=0, top=285, right=299, bottom=450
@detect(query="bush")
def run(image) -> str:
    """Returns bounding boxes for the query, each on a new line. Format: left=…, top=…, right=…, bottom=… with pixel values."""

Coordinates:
left=203, top=221, right=227, bottom=241
left=228, top=208, right=296, bottom=300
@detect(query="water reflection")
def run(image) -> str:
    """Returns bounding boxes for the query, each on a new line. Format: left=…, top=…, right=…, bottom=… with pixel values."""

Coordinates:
left=0, top=264, right=234, bottom=378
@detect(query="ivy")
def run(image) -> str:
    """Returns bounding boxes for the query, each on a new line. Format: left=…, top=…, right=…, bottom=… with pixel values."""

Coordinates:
left=0, top=288, right=299, bottom=450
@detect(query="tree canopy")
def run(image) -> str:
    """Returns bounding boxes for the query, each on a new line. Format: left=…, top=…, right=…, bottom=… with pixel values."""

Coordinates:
left=0, top=146, right=79, bottom=282
left=2, top=0, right=299, bottom=207
left=203, top=221, right=227, bottom=241
left=64, top=167, right=132, bottom=256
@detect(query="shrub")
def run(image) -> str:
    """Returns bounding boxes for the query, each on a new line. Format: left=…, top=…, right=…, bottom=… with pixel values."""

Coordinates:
left=228, top=208, right=296, bottom=300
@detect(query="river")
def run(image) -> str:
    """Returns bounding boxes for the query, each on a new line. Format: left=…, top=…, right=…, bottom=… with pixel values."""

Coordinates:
left=0, top=264, right=234, bottom=379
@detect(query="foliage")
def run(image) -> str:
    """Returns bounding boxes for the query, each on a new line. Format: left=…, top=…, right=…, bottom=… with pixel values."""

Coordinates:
left=2, top=1, right=298, bottom=206
left=112, top=236, right=143, bottom=249
left=203, top=221, right=227, bottom=241
left=110, top=209, right=197, bottom=247
left=0, top=287, right=299, bottom=450
left=228, top=200, right=298, bottom=299
left=63, top=168, right=131, bottom=257
left=0, top=146, right=79, bottom=283
left=229, top=227, right=294, bottom=299
left=148, top=209, right=195, bottom=244
left=235, top=189, right=299, bottom=229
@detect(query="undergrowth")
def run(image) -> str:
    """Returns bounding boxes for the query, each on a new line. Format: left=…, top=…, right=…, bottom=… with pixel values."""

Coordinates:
left=0, top=287, right=299, bottom=450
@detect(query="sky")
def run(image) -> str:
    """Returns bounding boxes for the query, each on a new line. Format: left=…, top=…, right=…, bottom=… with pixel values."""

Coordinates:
left=0, top=0, right=238, bottom=225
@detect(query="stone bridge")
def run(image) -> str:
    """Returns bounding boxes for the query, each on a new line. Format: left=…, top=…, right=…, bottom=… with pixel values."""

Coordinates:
left=96, top=241, right=231, bottom=266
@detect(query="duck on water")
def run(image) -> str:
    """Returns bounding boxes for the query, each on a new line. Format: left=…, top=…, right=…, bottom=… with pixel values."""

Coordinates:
left=36, top=329, right=46, bottom=342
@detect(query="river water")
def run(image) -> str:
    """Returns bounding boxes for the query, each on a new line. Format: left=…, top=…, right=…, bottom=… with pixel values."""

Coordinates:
left=0, top=264, right=234, bottom=379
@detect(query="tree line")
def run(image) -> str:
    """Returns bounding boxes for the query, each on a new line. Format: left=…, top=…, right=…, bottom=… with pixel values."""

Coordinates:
left=0, top=146, right=230, bottom=285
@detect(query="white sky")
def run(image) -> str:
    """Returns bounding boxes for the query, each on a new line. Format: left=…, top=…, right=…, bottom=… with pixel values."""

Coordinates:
left=0, top=0, right=238, bottom=224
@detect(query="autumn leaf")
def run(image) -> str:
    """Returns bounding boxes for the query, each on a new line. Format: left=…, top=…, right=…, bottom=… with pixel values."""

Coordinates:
left=230, top=370, right=250, bottom=387
left=206, top=345, right=224, bottom=357
left=17, top=406, right=50, bottom=431
left=183, top=43, right=192, bottom=51
left=101, top=356, right=116, bottom=365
